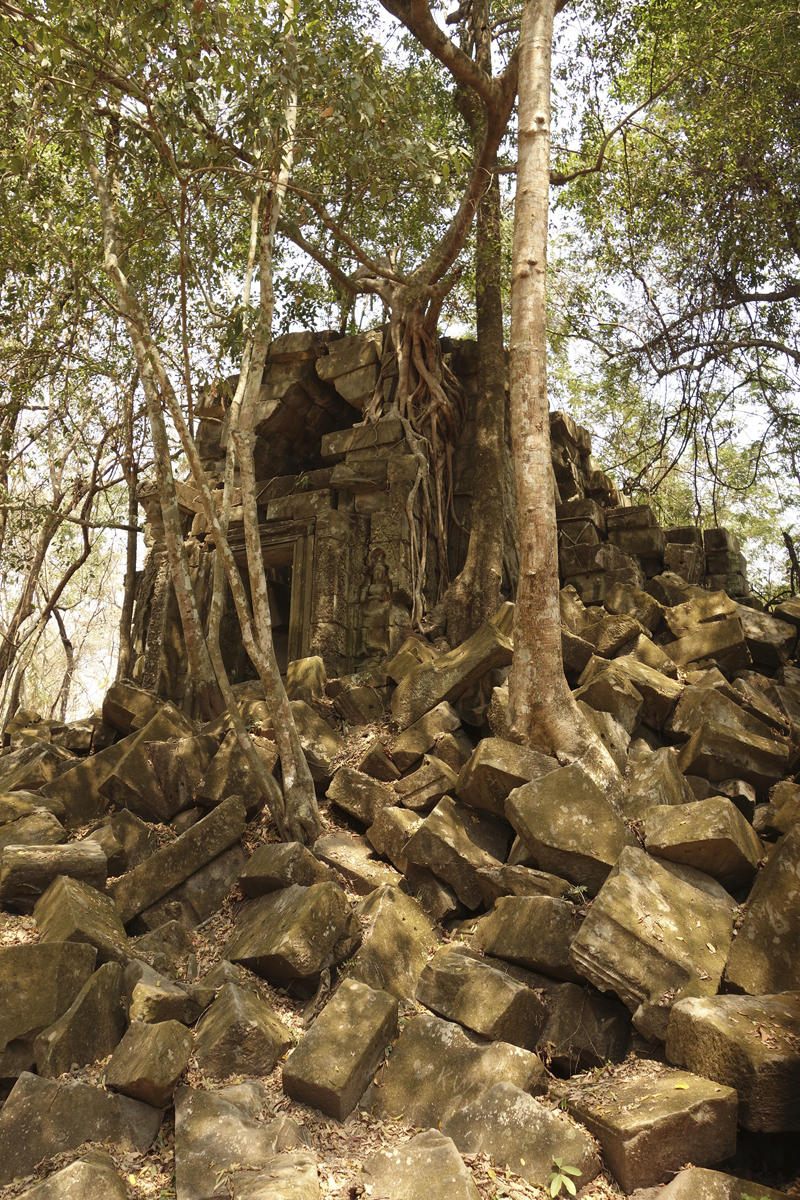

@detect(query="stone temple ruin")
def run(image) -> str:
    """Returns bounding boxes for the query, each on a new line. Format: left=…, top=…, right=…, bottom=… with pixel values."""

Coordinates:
left=2, top=327, right=800, bottom=1200
left=130, top=326, right=752, bottom=706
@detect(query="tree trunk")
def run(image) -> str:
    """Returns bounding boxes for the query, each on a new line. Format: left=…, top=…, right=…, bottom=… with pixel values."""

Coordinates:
left=443, top=0, right=506, bottom=643
left=507, top=0, right=589, bottom=759
left=116, top=378, right=139, bottom=680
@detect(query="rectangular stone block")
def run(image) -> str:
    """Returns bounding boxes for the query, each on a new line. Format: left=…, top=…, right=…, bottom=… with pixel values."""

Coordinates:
left=109, top=795, right=246, bottom=923
left=282, top=979, right=398, bottom=1119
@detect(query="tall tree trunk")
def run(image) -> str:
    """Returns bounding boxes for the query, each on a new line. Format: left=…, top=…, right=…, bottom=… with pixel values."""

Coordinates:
left=507, top=0, right=588, bottom=758
left=116, top=377, right=139, bottom=680
left=443, top=0, right=506, bottom=643
left=51, top=607, right=74, bottom=722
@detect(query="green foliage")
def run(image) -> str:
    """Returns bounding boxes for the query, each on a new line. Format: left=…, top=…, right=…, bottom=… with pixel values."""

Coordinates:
left=548, top=1158, right=582, bottom=1197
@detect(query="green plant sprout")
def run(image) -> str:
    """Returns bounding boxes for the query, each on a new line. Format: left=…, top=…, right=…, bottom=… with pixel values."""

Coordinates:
left=549, top=1158, right=582, bottom=1197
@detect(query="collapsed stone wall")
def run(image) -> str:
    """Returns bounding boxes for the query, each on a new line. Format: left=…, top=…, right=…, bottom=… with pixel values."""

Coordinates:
left=130, top=328, right=752, bottom=712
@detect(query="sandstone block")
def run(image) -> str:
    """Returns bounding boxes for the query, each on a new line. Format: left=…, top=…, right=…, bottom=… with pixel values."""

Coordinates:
left=227, top=881, right=359, bottom=986
left=194, top=983, right=292, bottom=1078
left=393, top=754, right=457, bottom=811
left=15, top=1151, right=128, bottom=1200
left=365, top=806, right=421, bottom=873
left=443, top=1082, right=601, bottom=1190
left=666, top=687, right=777, bottom=743
left=314, top=831, right=402, bottom=894
left=573, top=665, right=644, bottom=733
left=102, top=682, right=163, bottom=735
left=35, top=875, right=130, bottom=964
left=138, top=845, right=247, bottom=931
left=234, top=1151, right=320, bottom=1200
left=239, top=841, right=333, bottom=896
left=403, top=796, right=510, bottom=909
left=736, top=604, right=797, bottom=667
left=361, top=1012, right=546, bottom=1128
left=677, top=720, right=791, bottom=793
left=33, top=962, right=124, bottom=1078
left=611, top=657, right=682, bottom=730
left=390, top=701, right=462, bottom=771
left=174, top=1085, right=308, bottom=1200
left=327, top=766, right=397, bottom=825
left=474, top=863, right=571, bottom=905
left=105, top=1018, right=193, bottom=1107
left=356, top=737, right=401, bottom=781
left=471, top=895, right=585, bottom=982
left=563, top=1065, right=737, bottom=1192
left=416, top=945, right=545, bottom=1048
left=0, top=808, right=66, bottom=852
left=283, top=979, right=398, bottom=1119
left=194, top=730, right=278, bottom=816
left=569, top=847, right=735, bottom=1041
left=360, top=1130, right=479, bottom=1200
left=505, top=763, right=635, bottom=895
left=0, top=841, right=107, bottom=912
left=666, top=992, right=800, bottom=1132
left=391, top=621, right=513, bottom=729
left=0, top=941, right=96, bottom=1052
left=644, top=797, right=763, bottom=890
left=724, top=824, right=800, bottom=994
left=125, top=960, right=197, bottom=1024
left=109, top=794, right=246, bottom=923
left=642, top=1166, right=792, bottom=1199
left=455, top=737, right=557, bottom=818
left=0, top=1072, right=162, bottom=1185
left=346, top=885, right=437, bottom=1002
left=624, top=747, right=696, bottom=819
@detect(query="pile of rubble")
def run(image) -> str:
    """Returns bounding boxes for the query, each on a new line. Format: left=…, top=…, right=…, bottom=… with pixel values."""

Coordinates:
left=1, top=568, right=799, bottom=1199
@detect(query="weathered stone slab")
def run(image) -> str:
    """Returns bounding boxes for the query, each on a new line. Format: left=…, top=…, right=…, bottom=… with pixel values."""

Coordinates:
left=443, top=1082, right=601, bottom=1190
left=314, top=831, right=402, bottom=894
left=99, top=703, right=198, bottom=820
left=356, top=737, right=401, bottom=781
left=195, top=731, right=279, bottom=813
left=624, top=747, right=696, bottom=819
left=666, top=992, right=800, bottom=1133
left=35, top=875, right=130, bottom=964
left=505, top=763, right=634, bottom=896
left=346, top=885, right=437, bottom=1002
left=239, top=841, right=333, bottom=896
left=109, top=794, right=246, bottom=923
left=474, top=863, right=571, bottom=905
left=147, top=733, right=220, bottom=821
left=573, top=665, right=644, bottom=734
left=359, top=1130, right=479, bottom=1200
left=366, top=806, right=421, bottom=873
left=403, top=796, right=510, bottom=909
left=667, top=687, right=777, bottom=743
left=578, top=702, right=631, bottom=771
left=0, top=941, right=96, bottom=1051
left=638, top=1166, right=791, bottom=1199
left=569, top=847, right=735, bottom=1041
left=404, top=863, right=461, bottom=922
left=327, top=766, right=396, bottom=825
left=34, top=962, right=125, bottom=1078
left=611, top=657, right=682, bottom=730
left=125, top=960, right=197, bottom=1024
left=361, top=1012, right=546, bottom=1127
left=0, top=841, right=107, bottom=912
left=38, top=734, right=138, bottom=827
left=15, top=1151, right=128, bottom=1200
left=390, top=702, right=462, bottom=771
left=102, top=682, right=163, bottom=735
left=174, top=1086, right=308, bottom=1200
left=735, top=604, right=797, bottom=667
left=0, top=742, right=74, bottom=793
left=455, top=737, right=557, bottom=819
left=138, top=845, right=247, bottom=931
left=105, top=1018, right=193, bottom=1107
left=0, top=809, right=66, bottom=852
left=234, top=1151, right=320, bottom=1200
left=227, top=882, right=359, bottom=986
left=0, top=1072, right=162, bottom=1186
left=664, top=614, right=751, bottom=671
left=471, top=895, right=585, bottom=982
left=724, top=824, right=800, bottom=994
left=391, top=621, right=513, bottom=729
left=677, top=720, right=791, bottom=793
left=604, top=581, right=665, bottom=632
left=394, top=754, right=458, bottom=811
left=194, top=982, right=292, bottom=1078
left=563, top=1065, right=737, bottom=1193
left=644, top=797, right=763, bottom=890
left=416, top=945, right=545, bottom=1048
left=283, top=979, right=397, bottom=1119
